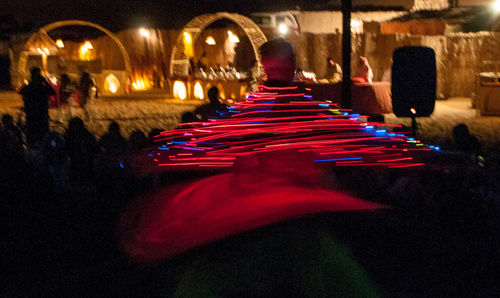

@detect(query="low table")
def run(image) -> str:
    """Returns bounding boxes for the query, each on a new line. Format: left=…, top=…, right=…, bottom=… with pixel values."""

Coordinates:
left=310, top=82, right=392, bottom=115
left=477, top=82, right=500, bottom=116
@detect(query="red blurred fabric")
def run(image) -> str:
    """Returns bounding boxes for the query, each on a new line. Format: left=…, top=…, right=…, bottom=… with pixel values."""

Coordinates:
left=121, top=151, right=384, bottom=262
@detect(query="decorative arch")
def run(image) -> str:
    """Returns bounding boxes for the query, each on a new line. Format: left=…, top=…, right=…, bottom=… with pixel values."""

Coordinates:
left=170, top=12, right=267, bottom=76
left=18, top=20, right=131, bottom=84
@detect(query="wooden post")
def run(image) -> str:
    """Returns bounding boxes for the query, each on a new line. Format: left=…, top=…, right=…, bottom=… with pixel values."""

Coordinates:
left=341, top=0, right=352, bottom=109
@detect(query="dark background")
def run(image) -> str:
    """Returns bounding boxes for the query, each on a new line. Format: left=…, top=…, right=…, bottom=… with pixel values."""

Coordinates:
left=0, top=0, right=330, bottom=31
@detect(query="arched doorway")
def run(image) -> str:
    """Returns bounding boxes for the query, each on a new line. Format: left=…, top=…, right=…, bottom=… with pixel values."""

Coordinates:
left=170, top=12, right=267, bottom=76
left=17, top=20, right=131, bottom=94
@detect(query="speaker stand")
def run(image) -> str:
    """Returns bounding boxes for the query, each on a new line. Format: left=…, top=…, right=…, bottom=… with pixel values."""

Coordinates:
left=411, top=116, right=418, bottom=137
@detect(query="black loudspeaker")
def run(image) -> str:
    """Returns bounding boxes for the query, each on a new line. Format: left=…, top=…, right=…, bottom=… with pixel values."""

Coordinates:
left=392, top=46, right=436, bottom=117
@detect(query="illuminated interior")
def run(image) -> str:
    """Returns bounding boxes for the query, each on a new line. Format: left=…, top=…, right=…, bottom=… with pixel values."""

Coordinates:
left=173, top=80, right=187, bottom=100
left=131, top=73, right=152, bottom=91
left=217, top=84, right=225, bottom=100
left=79, top=40, right=95, bottom=61
left=104, top=74, right=120, bottom=94
left=194, top=81, right=204, bottom=99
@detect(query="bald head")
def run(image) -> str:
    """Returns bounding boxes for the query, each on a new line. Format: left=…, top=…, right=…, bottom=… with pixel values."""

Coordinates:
left=259, top=39, right=296, bottom=82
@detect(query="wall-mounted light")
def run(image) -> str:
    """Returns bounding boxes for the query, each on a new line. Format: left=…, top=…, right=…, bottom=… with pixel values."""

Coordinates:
left=227, top=30, right=239, bottom=43
left=79, top=41, right=94, bottom=60
left=278, top=23, right=288, bottom=35
left=183, top=32, right=194, bottom=57
left=139, top=27, right=150, bottom=38
left=350, top=19, right=363, bottom=33
left=56, top=39, right=64, bottom=48
left=494, top=0, right=500, bottom=12
left=205, top=36, right=216, bottom=45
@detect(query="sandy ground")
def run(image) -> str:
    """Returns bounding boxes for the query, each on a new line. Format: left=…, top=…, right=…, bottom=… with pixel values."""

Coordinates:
left=2, top=91, right=500, bottom=154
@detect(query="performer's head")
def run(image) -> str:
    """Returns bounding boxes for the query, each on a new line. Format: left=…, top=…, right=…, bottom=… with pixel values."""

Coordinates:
left=259, top=39, right=296, bottom=82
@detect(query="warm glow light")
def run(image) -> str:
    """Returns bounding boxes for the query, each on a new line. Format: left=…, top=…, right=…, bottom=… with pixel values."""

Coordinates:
left=104, top=74, right=120, bottom=94
left=56, top=39, right=64, bottom=48
left=217, top=84, right=225, bottom=100
left=173, top=81, right=187, bottom=100
left=278, top=23, right=288, bottom=35
left=83, top=41, right=93, bottom=49
left=183, top=32, right=194, bottom=58
left=194, top=81, right=204, bottom=99
left=302, top=71, right=316, bottom=81
left=183, top=32, right=192, bottom=43
left=494, top=0, right=500, bottom=12
left=131, top=73, right=152, bottom=91
left=205, top=36, right=216, bottom=45
left=48, top=76, right=58, bottom=85
left=227, top=30, right=239, bottom=43
left=43, top=48, right=49, bottom=55
left=36, top=48, right=43, bottom=54
left=79, top=41, right=94, bottom=60
left=139, top=27, right=150, bottom=38
left=351, top=20, right=363, bottom=33
left=411, top=108, right=416, bottom=114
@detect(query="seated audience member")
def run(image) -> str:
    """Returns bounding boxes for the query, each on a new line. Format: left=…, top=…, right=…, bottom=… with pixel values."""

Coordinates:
left=193, top=87, right=229, bottom=121
left=147, top=128, right=164, bottom=146
left=453, top=123, right=483, bottom=157
left=99, top=121, right=128, bottom=157
left=1, top=114, right=25, bottom=153
left=64, top=117, right=100, bottom=185
left=324, top=57, right=343, bottom=83
left=128, top=129, right=148, bottom=153
left=353, top=56, right=374, bottom=83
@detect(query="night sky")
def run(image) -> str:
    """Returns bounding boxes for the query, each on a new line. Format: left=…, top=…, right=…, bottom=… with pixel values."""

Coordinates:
left=1, top=0, right=328, bottom=31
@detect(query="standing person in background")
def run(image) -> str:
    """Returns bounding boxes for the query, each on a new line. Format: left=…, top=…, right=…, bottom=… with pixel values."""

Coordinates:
left=354, top=56, right=374, bottom=83
left=19, top=67, right=55, bottom=146
left=248, top=60, right=262, bottom=92
left=57, top=73, right=74, bottom=123
left=78, top=72, right=97, bottom=122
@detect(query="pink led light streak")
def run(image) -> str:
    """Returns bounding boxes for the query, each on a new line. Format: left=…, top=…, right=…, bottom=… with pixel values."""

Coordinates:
left=141, top=85, right=433, bottom=171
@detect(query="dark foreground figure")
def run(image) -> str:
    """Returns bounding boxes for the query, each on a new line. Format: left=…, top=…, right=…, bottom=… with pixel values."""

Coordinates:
left=19, top=67, right=55, bottom=146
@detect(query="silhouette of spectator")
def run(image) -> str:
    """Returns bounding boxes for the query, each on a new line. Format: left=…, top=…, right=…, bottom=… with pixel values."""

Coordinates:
left=18, top=67, right=55, bottom=146
left=64, top=117, right=100, bottom=187
left=147, top=128, right=163, bottom=146
left=42, top=131, right=69, bottom=194
left=128, top=129, right=148, bottom=153
left=99, top=121, right=128, bottom=157
left=1, top=113, right=25, bottom=153
left=453, top=124, right=482, bottom=157
left=181, top=111, right=198, bottom=123
left=193, top=86, right=228, bottom=121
